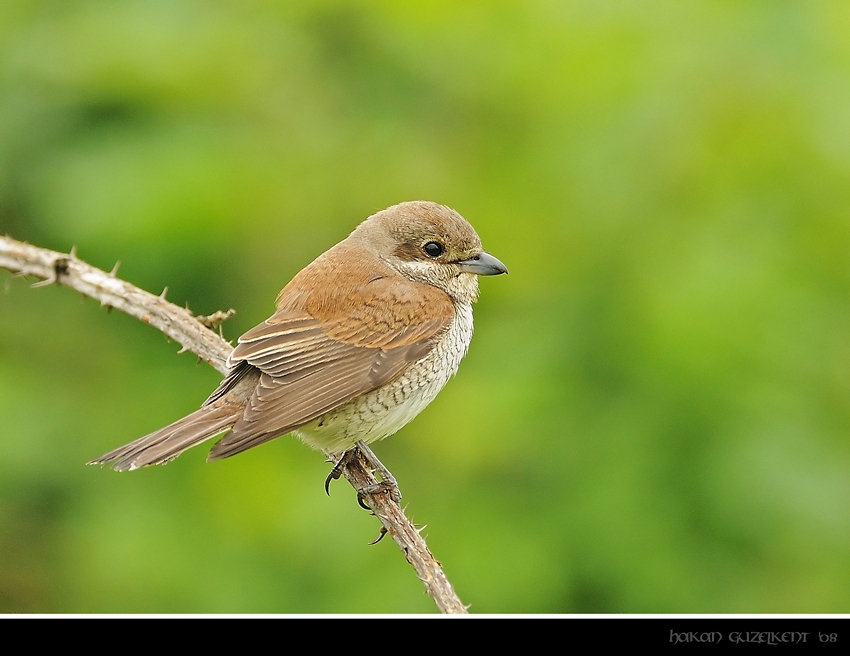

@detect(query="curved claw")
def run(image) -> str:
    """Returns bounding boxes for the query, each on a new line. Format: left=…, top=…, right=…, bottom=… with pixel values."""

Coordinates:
left=324, top=450, right=354, bottom=496
left=368, top=527, right=388, bottom=545
left=357, top=492, right=371, bottom=510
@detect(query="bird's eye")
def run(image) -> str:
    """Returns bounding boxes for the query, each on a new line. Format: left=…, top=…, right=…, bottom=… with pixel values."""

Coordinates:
left=423, top=241, right=444, bottom=258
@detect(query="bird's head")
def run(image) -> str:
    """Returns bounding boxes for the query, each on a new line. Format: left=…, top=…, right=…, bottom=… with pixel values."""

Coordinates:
left=350, top=201, right=507, bottom=304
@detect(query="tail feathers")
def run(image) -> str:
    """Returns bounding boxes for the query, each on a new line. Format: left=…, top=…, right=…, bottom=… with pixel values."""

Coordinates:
left=88, top=404, right=240, bottom=471
left=208, top=430, right=283, bottom=462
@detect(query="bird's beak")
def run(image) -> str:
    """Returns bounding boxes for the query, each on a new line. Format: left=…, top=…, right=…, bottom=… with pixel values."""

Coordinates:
left=455, top=252, right=508, bottom=276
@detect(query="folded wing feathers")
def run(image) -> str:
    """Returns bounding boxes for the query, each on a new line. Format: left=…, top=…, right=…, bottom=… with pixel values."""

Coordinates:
left=208, top=346, right=418, bottom=460
left=95, top=307, right=444, bottom=467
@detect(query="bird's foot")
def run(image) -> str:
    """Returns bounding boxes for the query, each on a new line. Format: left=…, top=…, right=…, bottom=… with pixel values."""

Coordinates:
left=324, top=442, right=402, bottom=506
left=368, top=526, right=389, bottom=545
left=324, top=449, right=356, bottom=496
left=356, top=440, right=401, bottom=504
left=356, top=480, right=401, bottom=510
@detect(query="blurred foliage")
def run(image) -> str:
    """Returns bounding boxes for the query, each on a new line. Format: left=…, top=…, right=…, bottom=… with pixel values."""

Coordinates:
left=2, top=0, right=850, bottom=613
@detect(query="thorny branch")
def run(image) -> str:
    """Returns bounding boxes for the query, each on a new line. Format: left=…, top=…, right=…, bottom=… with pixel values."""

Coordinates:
left=0, top=235, right=468, bottom=615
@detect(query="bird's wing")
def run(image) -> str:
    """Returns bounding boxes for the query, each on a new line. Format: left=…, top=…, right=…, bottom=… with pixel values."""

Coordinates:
left=206, top=275, right=454, bottom=460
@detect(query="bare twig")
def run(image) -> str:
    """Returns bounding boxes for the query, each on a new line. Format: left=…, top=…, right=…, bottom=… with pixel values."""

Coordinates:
left=0, top=237, right=231, bottom=372
left=0, top=235, right=467, bottom=614
left=196, top=308, right=236, bottom=331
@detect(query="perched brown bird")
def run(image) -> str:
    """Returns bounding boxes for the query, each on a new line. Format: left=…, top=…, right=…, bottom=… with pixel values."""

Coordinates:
left=89, top=201, right=507, bottom=474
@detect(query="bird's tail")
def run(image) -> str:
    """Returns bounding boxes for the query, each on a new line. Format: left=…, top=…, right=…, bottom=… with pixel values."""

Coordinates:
left=88, top=404, right=240, bottom=471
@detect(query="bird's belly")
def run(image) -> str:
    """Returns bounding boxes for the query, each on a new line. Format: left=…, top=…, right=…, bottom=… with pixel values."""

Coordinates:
left=294, top=303, right=474, bottom=454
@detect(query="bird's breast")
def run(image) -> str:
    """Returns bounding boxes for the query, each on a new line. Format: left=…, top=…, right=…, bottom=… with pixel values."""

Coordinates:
left=294, top=301, right=475, bottom=454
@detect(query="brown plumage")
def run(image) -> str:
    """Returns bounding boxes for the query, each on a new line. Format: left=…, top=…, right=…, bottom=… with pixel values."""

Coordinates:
left=89, top=201, right=507, bottom=471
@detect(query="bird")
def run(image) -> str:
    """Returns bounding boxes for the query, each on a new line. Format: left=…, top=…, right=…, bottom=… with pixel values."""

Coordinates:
left=89, top=201, right=507, bottom=482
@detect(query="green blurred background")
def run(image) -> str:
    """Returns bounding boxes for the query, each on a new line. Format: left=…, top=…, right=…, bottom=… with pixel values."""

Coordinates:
left=2, top=0, right=850, bottom=613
